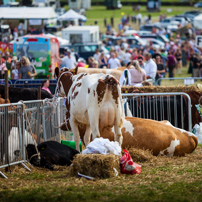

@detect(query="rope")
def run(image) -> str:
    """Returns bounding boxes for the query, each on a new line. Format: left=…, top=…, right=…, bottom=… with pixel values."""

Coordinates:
left=20, top=100, right=40, bottom=161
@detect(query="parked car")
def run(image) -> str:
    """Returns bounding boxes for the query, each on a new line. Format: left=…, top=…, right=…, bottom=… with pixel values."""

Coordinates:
left=140, top=24, right=165, bottom=33
left=144, top=38, right=165, bottom=50
left=170, top=17, right=189, bottom=27
left=194, top=2, right=202, bottom=7
left=157, top=18, right=180, bottom=28
left=139, top=33, right=169, bottom=43
left=166, top=21, right=179, bottom=32
left=183, top=10, right=201, bottom=16
left=121, top=36, right=147, bottom=49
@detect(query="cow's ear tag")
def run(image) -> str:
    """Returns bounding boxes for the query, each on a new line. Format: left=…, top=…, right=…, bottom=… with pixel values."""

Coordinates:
left=41, top=146, right=45, bottom=151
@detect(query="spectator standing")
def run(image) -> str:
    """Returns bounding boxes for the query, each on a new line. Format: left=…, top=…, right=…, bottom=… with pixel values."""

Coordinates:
left=167, top=51, right=176, bottom=78
left=155, top=55, right=166, bottom=85
left=174, top=48, right=182, bottom=74
left=92, top=60, right=99, bottom=68
left=93, top=49, right=101, bottom=62
left=136, top=13, right=142, bottom=25
left=0, top=56, right=7, bottom=79
left=19, top=56, right=37, bottom=79
left=88, top=57, right=95, bottom=68
left=11, top=56, right=18, bottom=70
left=144, top=53, right=157, bottom=81
left=58, top=49, right=77, bottom=69
left=191, top=53, right=200, bottom=77
left=108, top=52, right=121, bottom=69
left=137, top=56, right=145, bottom=69
left=123, top=49, right=132, bottom=65
left=99, top=52, right=108, bottom=68
left=11, top=61, right=21, bottom=80
left=181, top=44, right=187, bottom=68
left=42, top=79, right=52, bottom=95
left=118, top=23, right=123, bottom=32
left=129, top=60, right=146, bottom=86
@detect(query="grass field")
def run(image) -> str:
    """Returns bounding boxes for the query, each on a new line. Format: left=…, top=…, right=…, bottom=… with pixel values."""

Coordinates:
left=63, top=5, right=201, bottom=32
left=0, top=144, right=202, bottom=202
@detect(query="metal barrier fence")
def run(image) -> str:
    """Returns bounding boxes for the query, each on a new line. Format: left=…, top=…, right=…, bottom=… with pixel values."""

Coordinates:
left=122, top=93, right=192, bottom=132
left=156, top=77, right=202, bottom=86
left=0, top=98, right=69, bottom=179
left=13, top=79, right=57, bottom=94
left=0, top=79, right=12, bottom=85
left=0, top=92, right=192, bottom=178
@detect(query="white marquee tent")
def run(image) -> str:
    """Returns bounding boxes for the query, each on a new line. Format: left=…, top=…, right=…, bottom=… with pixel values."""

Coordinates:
left=58, top=9, right=87, bottom=22
left=194, top=14, right=202, bottom=29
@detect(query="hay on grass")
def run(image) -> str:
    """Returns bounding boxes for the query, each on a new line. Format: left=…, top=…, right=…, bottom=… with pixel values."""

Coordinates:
left=127, top=148, right=156, bottom=163
left=121, top=85, right=199, bottom=93
left=71, top=154, right=120, bottom=179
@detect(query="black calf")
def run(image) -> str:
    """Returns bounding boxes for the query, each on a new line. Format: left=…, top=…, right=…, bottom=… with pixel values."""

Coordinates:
left=26, top=141, right=79, bottom=170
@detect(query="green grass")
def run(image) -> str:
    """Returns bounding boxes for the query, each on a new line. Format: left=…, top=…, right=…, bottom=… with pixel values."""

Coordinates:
left=1, top=145, right=202, bottom=202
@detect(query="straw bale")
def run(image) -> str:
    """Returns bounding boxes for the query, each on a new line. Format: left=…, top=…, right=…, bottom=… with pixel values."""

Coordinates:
left=121, top=85, right=199, bottom=93
left=71, top=154, right=120, bottom=178
left=128, top=148, right=156, bottom=163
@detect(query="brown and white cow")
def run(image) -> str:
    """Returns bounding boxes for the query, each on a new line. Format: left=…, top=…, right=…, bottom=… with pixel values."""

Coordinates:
left=55, top=67, right=125, bottom=151
left=60, top=116, right=198, bottom=156
left=69, top=67, right=123, bottom=81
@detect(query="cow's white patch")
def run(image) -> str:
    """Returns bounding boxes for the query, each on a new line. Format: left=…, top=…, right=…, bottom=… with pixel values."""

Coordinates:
left=159, top=138, right=180, bottom=157
left=59, top=81, right=66, bottom=97
left=123, top=119, right=134, bottom=136
left=106, top=69, right=112, bottom=75
left=165, top=121, right=196, bottom=137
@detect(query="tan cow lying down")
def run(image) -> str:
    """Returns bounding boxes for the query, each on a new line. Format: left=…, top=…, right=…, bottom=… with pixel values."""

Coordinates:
left=60, top=117, right=198, bottom=156
left=70, top=67, right=123, bottom=80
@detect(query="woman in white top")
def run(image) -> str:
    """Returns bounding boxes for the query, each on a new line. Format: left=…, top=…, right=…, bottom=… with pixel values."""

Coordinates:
left=11, top=61, right=21, bottom=80
left=129, top=60, right=146, bottom=86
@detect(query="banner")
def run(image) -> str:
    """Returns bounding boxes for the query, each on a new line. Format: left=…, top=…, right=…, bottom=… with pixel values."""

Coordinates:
left=8, top=43, right=13, bottom=53
left=0, top=42, right=8, bottom=54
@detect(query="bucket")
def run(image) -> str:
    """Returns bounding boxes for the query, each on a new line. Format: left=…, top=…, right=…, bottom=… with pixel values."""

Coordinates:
left=61, top=140, right=82, bottom=152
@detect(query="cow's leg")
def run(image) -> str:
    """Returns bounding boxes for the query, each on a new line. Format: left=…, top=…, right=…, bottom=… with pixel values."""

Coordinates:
left=114, top=122, right=123, bottom=146
left=83, top=125, right=91, bottom=146
left=70, top=119, right=80, bottom=152
left=88, top=109, right=100, bottom=140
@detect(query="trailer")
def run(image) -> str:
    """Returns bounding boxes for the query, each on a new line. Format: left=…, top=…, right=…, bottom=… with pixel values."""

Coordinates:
left=62, top=26, right=99, bottom=44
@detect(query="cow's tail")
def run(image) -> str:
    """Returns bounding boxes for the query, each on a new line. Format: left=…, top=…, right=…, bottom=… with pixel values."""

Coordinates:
left=105, top=76, right=125, bottom=125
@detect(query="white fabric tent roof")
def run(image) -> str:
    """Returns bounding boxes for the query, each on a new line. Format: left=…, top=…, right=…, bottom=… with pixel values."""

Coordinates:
left=194, top=14, right=202, bottom=29
left=0, top=7, right=57, bottom=19
left=58, top=9, right=87, bottom=22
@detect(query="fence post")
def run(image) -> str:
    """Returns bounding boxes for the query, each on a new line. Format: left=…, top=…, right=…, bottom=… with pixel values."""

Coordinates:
left=42, top=100, right=47, bottom=142
left=4, top=71, right=9, bottom=103
left=57, top=98, right=61, bottom=143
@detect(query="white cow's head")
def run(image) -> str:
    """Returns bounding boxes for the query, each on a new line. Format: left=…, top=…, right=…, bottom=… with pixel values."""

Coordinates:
left=55, top=67, right=73, bottom=97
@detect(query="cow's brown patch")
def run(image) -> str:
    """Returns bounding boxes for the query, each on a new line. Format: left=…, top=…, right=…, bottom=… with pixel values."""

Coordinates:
left=77, top=73, right=87, bottom=81
left=72, top=92, right=79, bottom=100
left=72, top=82, right=82, bottom=94
left=88, top=88, right=90, bottom=94
left=65, top=98, right=71, bottom=120
left=96, top=79, right=106, bottom=104
left=103, top=76, right=119, bottom=104
left=59, top=72, right=73, bottom=96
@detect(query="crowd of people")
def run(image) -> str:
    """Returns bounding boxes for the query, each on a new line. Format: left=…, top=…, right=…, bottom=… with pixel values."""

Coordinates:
left=0, top=52, right=52, bottom=95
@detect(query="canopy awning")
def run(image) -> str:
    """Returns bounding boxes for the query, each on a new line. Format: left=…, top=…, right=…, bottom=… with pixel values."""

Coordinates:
left=194, top=14, right=202, bottom=29
left=58, top=9, right=87, bottom=22
left=0, top=7, right=57, bottom=20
